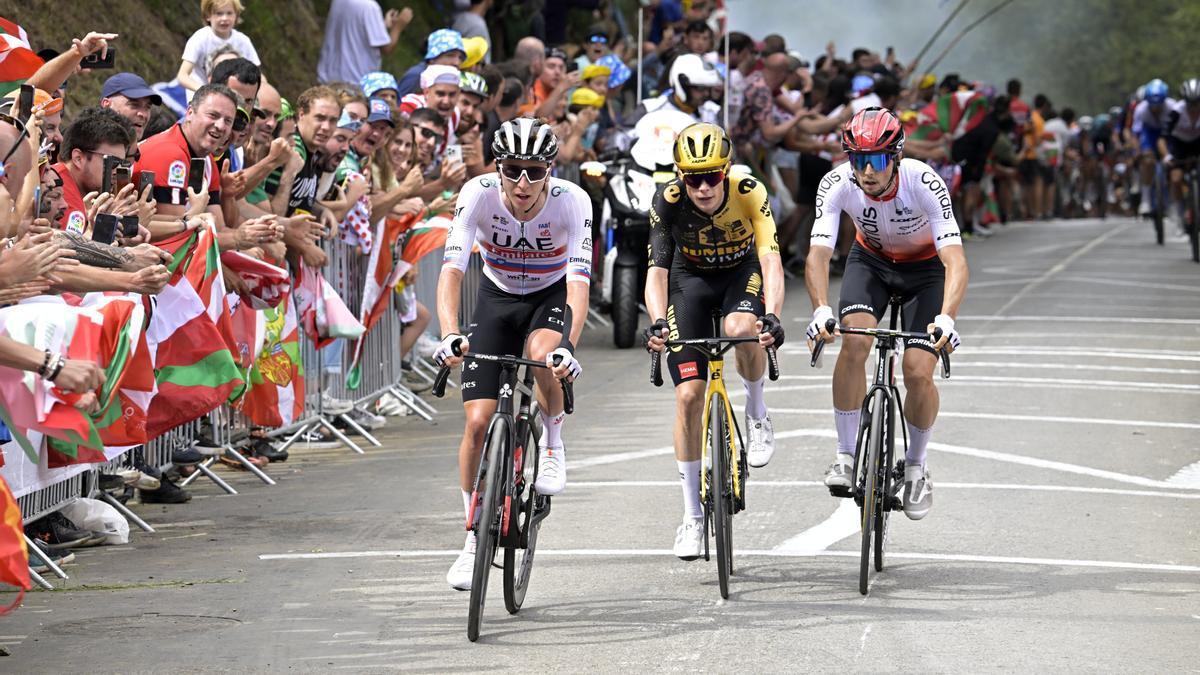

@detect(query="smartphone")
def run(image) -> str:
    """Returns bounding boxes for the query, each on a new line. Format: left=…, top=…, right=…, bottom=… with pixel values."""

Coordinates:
left=137, top=170, right=155, bottom=195
left=80, top=45, right=116, bottom=69
left=188, top=157, right=207, bottom=193
left=444, top=144, right=463, bottom=165
left=16, top=84, right=34, bottom=124
left=101, top=155, right=121, bottom=194
left=113, top=165, right=132, bottom=194
left=32, top=185, right=42, bottom=221
left=120, top=215, right=140, bottom=238
left=92, top=213, right=119, bottom=245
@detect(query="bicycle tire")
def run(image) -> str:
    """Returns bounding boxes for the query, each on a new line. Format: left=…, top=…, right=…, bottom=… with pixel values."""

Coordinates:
left=503, top=423, right=540, bottom=614
left=859, top=390, right=886, bottom=595
left=1154, top=168, right=1166, bottom=245
left=874, top=395, right=895, bottom=573
left=710, top=395, right=733, bottom=599
left=467, top=419, right=508, bottom=642
left=1190, top=171, right=1200, bottom=263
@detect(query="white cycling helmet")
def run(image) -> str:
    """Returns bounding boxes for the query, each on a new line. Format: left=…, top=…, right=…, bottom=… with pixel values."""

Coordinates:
left=1181, top=78, right=1200, bottom=103
left=669, top=53, right=722, bottom=102
left=492, top=117, right=559, bottom=163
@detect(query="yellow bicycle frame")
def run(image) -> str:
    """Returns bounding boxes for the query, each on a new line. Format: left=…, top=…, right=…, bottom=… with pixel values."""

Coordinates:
left=698, top=355, right=744, bottom=506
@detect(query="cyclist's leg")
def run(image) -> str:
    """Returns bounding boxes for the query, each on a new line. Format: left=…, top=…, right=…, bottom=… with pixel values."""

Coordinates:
left=897, top=257, right=947, bottom=468
left=514, top=279, right=571, bottom=494
left=721, top=262, right=766, bottom=409
left=826, top=246, right=888, bottom=483
left=665, top=266, right=719, bottom=541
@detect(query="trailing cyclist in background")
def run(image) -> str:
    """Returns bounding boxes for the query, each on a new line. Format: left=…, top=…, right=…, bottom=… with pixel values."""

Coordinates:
left=435, top=117, right=593, bottom=591
left=1160, top=79, right=1200, bottom=244
left=805, top=107, right=969, bottom=521
left=643, top=123, right=785, bottom=561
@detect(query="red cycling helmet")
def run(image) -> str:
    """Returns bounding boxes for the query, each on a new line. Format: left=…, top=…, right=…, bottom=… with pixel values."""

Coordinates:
left=841, top=106, right=905, bottom=154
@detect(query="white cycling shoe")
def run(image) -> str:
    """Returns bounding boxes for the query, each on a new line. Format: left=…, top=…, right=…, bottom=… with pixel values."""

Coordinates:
left=446, top=532, right=476, bottom=591
left=534, top=444, right=567, bottom=495
left=746, top=414, right=775, bottom=468
left=673, top=517, right=703, bottom=560
left=823, top=455, right=855, bottom=488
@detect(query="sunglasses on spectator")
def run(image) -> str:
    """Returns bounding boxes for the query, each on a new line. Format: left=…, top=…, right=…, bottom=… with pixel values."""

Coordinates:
left=499, top=163, right=550, bottom=183
left=588, top=35, right=608, bottom=45
left=0, top=113, right=30, bottom=180
left=416, top=126, right=444, bottom=142
left=848, top=152, right=893, bottom=173
left=680, top=169, right=725, bottom=189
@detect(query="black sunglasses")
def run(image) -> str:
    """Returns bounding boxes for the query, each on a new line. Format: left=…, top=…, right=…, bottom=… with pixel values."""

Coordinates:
left=681, top=169, right=725, bottom=189
left=417, top=126, right=444, bottom=142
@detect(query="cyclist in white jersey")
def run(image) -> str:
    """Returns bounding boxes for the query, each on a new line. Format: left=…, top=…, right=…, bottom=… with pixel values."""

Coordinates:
left=1158, top=79, right=1200, bottom=236
left=435, top=118, right=592, bottom=590
left=805, top=107, right=969, bottom=520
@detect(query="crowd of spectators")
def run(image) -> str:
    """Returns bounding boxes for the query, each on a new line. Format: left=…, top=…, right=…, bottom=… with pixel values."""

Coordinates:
left=2, top=0, right=1077, bottom=557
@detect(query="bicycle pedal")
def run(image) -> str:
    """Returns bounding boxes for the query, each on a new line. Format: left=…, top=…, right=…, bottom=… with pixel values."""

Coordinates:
left=828, top=485, right=854, bottom=499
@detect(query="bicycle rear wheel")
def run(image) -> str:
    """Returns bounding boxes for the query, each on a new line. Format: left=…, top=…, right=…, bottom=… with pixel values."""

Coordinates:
left=1189, top=171, right=1200, bottom=263
left=503, top=423, right=541, bottom=614
left=710, top=394, right=734, bottom=599
left=859, top=390, right=886, bottom=595
left=467, top=419, right=508, bottom=642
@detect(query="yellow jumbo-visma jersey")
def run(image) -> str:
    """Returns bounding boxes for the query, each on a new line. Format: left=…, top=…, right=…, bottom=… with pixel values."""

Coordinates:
left=648, top=169, right=780, bottom=273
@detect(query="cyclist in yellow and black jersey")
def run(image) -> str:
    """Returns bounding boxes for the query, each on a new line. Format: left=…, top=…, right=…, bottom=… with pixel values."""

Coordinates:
left=643, top=123, right=786, bottom=561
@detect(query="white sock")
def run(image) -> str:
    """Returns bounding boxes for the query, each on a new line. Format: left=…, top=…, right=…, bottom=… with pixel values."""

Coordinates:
left=677, top=459, right=703, bottom=520
left=835, top=408, right=860, bottom=456
left=905, top=421, right=933, bottom=468
left=743, top=374, right=767, bottom=419
left=461, top=489, right=472, bottom=520
left=539, top=409, right=565, bottom=448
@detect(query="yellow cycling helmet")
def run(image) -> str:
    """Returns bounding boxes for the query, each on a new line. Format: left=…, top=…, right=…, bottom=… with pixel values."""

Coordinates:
left=673, top=122, right=732, bottom=174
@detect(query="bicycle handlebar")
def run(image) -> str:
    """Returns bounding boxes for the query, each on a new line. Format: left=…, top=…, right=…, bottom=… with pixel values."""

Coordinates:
left=809, top=319, right=950, bottom=378
left=649, top=336, right=780, bottom=387
left=431, top=347, right=575, bottom=414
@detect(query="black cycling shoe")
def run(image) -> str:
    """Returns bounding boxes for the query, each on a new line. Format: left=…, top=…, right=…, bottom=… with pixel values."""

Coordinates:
left=139, top=475, right=191, bottom=504
left=250, top=439, right=289, bottom=463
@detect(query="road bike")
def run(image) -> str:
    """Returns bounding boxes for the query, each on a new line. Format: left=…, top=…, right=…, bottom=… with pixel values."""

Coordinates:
left=650, top=312, right=778, bottom=599
left=433, top=350, right=573, bottom=642
left=1176, top=157, right=1200, bottom=263
left=810, top=298, right=950, bottom=595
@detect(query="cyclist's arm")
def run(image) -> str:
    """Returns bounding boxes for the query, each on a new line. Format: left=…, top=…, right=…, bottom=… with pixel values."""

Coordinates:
left=435, top=178, right=484, bottom=336
left=645, top=186, right=676, bottom=321
left=937, top=243, right=968, bottom=319
left=745, top=177, right=785, bottom=315
left=564, top=185, right=594, bottom=348
left=805, top=244, right=833, bottom=310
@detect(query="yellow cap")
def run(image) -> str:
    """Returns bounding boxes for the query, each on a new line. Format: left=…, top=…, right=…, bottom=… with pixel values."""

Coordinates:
left=581, top=63, right=612, bottom=83
left=919, top=73, right=936, bottom=89
left=570, top=88, right=605, bottom=108
left=461, top=36, right=489, bottom=70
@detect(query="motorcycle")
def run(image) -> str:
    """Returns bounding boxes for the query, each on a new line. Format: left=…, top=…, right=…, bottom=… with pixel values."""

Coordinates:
left=582, top=109, right=696, bottom=348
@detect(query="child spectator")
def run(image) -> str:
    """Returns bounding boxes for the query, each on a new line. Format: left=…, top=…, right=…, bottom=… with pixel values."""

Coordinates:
left=176, top=0, right=261, bottom=94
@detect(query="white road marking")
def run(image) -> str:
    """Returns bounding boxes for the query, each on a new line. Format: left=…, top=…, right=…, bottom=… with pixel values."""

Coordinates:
left=1062, top=275, right=1200, bottom=294
left=572, top=444, right=675, bottom=468
left=932, top=361, right=1200, bottom=376
left=772, top=499, right=859, bottom=553
left=745, top=379, right=1200, bottom=395
left=780, top=346, right=1200, bottom=361
left=990, top=222, right=1131, bottom=318
left=1166, top=461, right=1200, bottom=488
left=257, top=549, right=1200, bottom=573
left=571, top=429, right=1195, bottom=490
left=567, top=481, right=1200, bottom=499
left=857, top=624, right=872, bottom=658
left=953, top=315, right=1200, bottom=326
left=765, top=407, right=1200, bottom=431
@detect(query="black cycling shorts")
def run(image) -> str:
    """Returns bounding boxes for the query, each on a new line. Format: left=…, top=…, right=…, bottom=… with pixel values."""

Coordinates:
left=838, top=243, right=945, bottom=354
left=951, top=119, right=999, bottom=185
left=1167, top=137, right=1200, bottom=162
left=665, top=258, right=764, bottom=386
left=796, top=154, right=834, bottom=205
left=460, top=275, right=567, bottom=402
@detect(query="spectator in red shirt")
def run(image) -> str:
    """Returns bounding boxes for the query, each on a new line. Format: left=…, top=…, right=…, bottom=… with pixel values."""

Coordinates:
left=50, top=108, right=136, bottom=234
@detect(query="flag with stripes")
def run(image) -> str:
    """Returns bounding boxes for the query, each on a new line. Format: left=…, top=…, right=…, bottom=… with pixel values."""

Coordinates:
left=0, top=19, right=42, bottom=97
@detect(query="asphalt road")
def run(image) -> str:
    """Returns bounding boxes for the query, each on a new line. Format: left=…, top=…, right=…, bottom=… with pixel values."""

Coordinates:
left=4, top=217, right=1199, bottom=672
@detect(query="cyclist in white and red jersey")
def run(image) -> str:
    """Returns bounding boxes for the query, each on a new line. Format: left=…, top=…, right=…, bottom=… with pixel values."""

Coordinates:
left=805, top=107, right=969, bottom=520
left=1158, top=79, right=1200, bottom=237
left=435, top=117, right=592, bottom=590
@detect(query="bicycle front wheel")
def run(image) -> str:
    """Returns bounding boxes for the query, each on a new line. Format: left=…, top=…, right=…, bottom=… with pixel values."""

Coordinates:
left=710, top=394, right=734, bottom=599
left=1189, top=172, right=1200, bottom=263
left=503, top=422, right=541, bottom=614
left=859, top=390, right=886, bottom=595
left=874, top=394, right=896, bottom=573
left=468, top=418, right=508, bottom=642
left=1153, top=168, right=1166, bottom=245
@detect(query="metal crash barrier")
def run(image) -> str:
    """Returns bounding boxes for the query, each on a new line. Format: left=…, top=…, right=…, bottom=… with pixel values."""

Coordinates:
left=2, top=239, right=482, bottom=589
